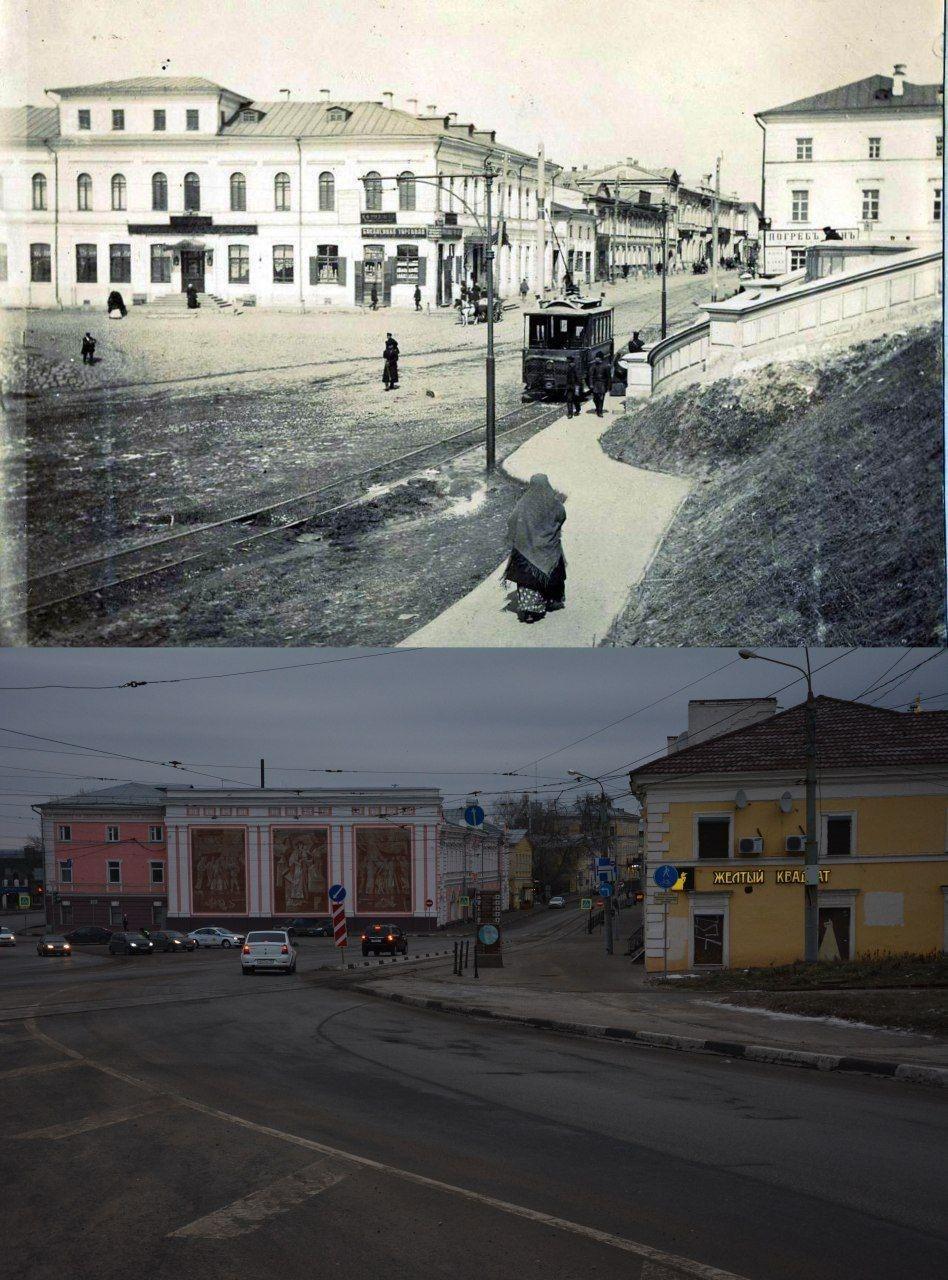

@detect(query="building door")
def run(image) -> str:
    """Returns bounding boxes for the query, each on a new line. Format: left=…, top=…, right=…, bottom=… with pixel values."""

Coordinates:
left=693, top=912, right=725, bottom=966
left=180, top=250, right=205, bottom=293
left=59, top=902, right=72, bottom=927
left=362, top=245, right=384, bottom=305
left=152, top=902, right=167, bottom=928
left=818, top=907, right=851, bottom=961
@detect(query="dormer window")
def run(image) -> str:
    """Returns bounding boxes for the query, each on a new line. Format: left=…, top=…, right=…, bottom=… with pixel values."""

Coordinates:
left=240, top=108, right=263, bottom=123
left=326, top=107, right=351, bottom=122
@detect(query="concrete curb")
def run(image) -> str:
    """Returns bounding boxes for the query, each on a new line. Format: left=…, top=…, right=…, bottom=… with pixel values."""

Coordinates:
left=356, top=985, right=948, bottom=1088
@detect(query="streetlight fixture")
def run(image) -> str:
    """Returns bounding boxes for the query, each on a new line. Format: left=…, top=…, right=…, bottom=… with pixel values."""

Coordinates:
left=568, top=770, right=614, bottom=955
left=738, top=648, right=819, bottom=963
left=359, top=164, right=498, bottom=471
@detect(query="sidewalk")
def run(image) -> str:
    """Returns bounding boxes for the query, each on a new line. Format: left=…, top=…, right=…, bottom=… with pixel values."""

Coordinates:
left=357, top=917, right=948, bottom=1086
left=402, top=402, right=691, bottom=646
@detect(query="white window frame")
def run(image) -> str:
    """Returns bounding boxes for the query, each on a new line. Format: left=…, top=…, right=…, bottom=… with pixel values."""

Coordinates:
left=106, top=825, right=120, bottom=842
left=688, top=893, right=730, bottom=968
left=789, top=247, right=808, bottom=271
left=107, top=859, right=122, bottom=885
left=861, top=188, right=880, bottom=222
left=795, top=137, right=812, bottom=161
left=692, top=812, right=733, bottom=860
left=58, top=824, right=71, bottom=841
left=820, top=811, right=856, bottom=857
left=867, top=136, right=881, bottom=159
left=790, top=189, right=810, bottom=223
left=149, top=825, right=163, bottom=843
left=149, top=861, right=165, bottom=885
left=58, top=860, right=73, bottom=884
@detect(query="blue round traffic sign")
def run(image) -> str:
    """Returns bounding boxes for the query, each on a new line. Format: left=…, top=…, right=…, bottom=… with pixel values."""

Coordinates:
left=478, top=923, right=499, bottom=946
left=653, top=864, right=678, bottom=890
left=464, top=804, right=485, bottom=828
left=328, top=884, right=346, bottom=904
left=599, top=881, right=614, bottom=897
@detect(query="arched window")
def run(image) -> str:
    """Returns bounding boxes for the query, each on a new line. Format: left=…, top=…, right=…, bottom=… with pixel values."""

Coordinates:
left=110, top=173, right=126, bottom=211
left=274, top=171, right=291, bottom=211
left=184, top=172, right=200, bottom=212
left=364, top=171, right=382, bottom=212
left=77, top=172, right=92, bottom=211
left=398, top=170, right=416, bottom=212
left=32, top=173, right=47, bottom=211
left=152, top=172, right=168, bottom=212
left=230, top=172, right=246, bottom=212
left=318, top=171, right=335, bottom=212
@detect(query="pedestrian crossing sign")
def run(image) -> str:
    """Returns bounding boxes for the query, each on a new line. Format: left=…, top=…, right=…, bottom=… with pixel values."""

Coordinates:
left=459, top=895, right=471, bottom=907
left=580, top=897, right=592, bottom=910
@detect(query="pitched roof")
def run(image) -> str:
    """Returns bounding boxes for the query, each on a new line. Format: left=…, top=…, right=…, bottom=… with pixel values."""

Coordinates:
left=0, top=105, right=60, bottom=142
left=221, top=99, right=440, bottom=138
left=39, top=782, right=166, bottom=809
left=48, top=76, right=249, bottom=99
left=506, top=829, right=529, bottom=843
left=759, top=75, right=943, bottom=117
left=631, top=696, right=948, bottom=779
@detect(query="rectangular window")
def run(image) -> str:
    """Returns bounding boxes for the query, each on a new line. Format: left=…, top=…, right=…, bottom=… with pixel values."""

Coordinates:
left=75, top=243, right=97, bottom=284
left=825, top=816, right=852, bottom=857
left=106, top=825, right=120, bottom=843
left=186, top=109, right=199, bottom=131
left=112, top=109, right=125, bottom=131
left=228, top=243, right=250, bottom=284
left=934, top=187, right=942, bottom=223
left=791, top=189, right=809, bottom=223
left=789, top=247, right=808, bottom=271
left=30, top=243, right=51, bottom=282
left=313, top=243, right=339, bottom=283
left=146, top=825, right=162, bottom=843
left=937, top=135, right=943, bottom=158
left=696, top=815, right=731, bottom=859
left=273, top=244, right=294, bottom=283
left=107, top=860, right=121, bottom=884
left=78, top=109, right=91, bottom=130
left=153, top=109, right=166, bottom=131
left=150, top=245, right=172, bottom=284
left=868, top=136, right=881, bottom=159
left=861, top=188, right=880, bottom=222
left=795, top=137, right=812, bottom=160
left=395, top=244, right=419, bottom=282
left=58, top=824, right=71, bottom=841
left=150, top=861, right=164, bottom=885
left=0, top=243, right=6, bottom=283
left=109, top=243, right=131, bottom=283
left=59, top=860, right=73, bottom=884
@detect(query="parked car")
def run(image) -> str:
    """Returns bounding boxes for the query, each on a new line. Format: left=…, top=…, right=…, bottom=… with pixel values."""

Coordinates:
left=64, top=925, right=113, bottom=945
left=108, top=931, right=154, bottom=955
left=361, top=923, right=408, bottom=956
left=150, top=929, right=197, bottom=953
left=241, top=929, right=297, bottom=975
left=188, top=926, right=245, bottom=949
left=281, top=919, right=331, bottom=938
left=0, top=924, right=16, bottom=947
left=37, top=935, right=71, bottom=956
left=547, top=895, right=566, bottom=909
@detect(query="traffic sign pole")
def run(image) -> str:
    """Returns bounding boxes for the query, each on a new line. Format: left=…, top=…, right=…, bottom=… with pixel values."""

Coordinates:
left=329, top=884, right=347, bottom=968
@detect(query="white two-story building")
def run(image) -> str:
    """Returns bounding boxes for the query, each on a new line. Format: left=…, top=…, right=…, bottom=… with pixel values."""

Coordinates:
left=0, top=75, right=554, bottom=310
left=755, top=65, right=943, bottom=275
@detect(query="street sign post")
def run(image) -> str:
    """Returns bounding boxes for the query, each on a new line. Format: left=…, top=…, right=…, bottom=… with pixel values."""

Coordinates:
left=653, top=865, right=678, bottom=977
left=599, top=881, right=613, bottom=897
left=464, top=804, right=485, bottom=828
left=329, top=884, right=347, bottom=968
left=17, top=893, right=30, bottom=910
left=580, top=897, right=592, bottom=910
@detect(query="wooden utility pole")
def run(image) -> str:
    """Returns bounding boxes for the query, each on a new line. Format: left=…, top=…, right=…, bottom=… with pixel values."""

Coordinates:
left=535, top=142, right=546, bottom=297
left=710, top=155, right=721, bottom=302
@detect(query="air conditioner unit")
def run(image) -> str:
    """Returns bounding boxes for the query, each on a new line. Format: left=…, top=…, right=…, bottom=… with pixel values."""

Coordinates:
left=738, top=836, right=763, bottom=855
left=785, top=835, right=806, bottom=854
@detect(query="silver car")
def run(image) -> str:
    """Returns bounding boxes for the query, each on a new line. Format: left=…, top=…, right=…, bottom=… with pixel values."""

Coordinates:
left=188, top=926, right=246, bottom=949
left=0, top=925, right=16, bottom=947
left=241, top=929, right=297, bottom=975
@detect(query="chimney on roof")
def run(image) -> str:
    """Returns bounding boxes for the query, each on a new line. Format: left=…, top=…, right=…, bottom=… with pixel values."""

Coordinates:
left=892, top=63, right=906, bottom=96
left=408, top=97, right=418, bottom=114
left=426, top=103, right=437, bottom=114
left=448, top=111, right=458, bottom=122
left=319, top=88, right=330, bottom=102
left=383, top=91, right=394, bottom=109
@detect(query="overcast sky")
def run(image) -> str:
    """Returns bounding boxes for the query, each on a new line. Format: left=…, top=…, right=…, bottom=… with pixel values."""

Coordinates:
left=5, top=0, right=943, bottom=199
left=0, top=646, right=944, bottom=847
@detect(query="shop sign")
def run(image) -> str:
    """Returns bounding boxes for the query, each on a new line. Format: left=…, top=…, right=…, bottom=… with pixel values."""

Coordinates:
left=766, top=228, right=858, bottom=246
left=776, top=868, right=831, bottom=884
left=361, top=211, right=397, bottom=224
left=361, top=226, right=427, bottom=238
left=428, top=225, right=463, bottom=240
left=711, top=868, right=831, bottom=885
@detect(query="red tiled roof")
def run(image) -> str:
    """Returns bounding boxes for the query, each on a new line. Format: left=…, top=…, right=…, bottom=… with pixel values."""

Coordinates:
left=759, top=75, right=942, bottom=117
left=631, top=696, right=948, bottom=779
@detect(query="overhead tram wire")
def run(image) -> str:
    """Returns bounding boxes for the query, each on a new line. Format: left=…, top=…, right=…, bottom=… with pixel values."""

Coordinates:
left=848, top=648, right=919, bottom=702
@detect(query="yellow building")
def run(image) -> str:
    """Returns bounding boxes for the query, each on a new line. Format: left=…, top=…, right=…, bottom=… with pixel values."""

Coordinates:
left=507, top=829, right=534, bottom=909
left=631, top=696, right=948, bottom=971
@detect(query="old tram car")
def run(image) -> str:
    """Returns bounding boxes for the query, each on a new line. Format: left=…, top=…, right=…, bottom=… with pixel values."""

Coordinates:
left=522, top=297, right=614, bottom=401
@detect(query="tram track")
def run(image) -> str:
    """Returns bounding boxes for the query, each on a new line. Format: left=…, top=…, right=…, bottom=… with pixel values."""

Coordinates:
left=6, top=399, right=563, bottom=627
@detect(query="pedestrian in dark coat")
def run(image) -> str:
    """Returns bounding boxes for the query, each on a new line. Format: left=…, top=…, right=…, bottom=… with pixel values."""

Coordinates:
left=414, top=284, right=422, bottom=311
left=564, top=357, right=580, bottom=418
left=81, top=332, right=96, bottom=365
left=107, top=290, right=127, bottom=318
left=370, top=283, right=379, bottom=310
left=122, top=914, right=129, bottom=932
left=186, top=282, right=199, bottom=309
left=503, top=474, right=567, bottom=624
left=589, top=354, right=609, bottom=417
left=628, top=331, right=644, bottom=352
left=383, top=333, right=400, bottom=390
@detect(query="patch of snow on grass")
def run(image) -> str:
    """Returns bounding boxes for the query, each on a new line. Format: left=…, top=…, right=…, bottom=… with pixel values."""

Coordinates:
left=698, top=999, right=930, bottom=1038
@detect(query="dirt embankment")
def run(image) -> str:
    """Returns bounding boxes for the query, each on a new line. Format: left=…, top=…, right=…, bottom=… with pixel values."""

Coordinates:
left=601, top=322, right=945, bottom=646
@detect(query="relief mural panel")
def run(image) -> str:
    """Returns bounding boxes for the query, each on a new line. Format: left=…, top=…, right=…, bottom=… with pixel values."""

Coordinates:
left=191, top=828, right=247, bottom=914
left=272, top=828, right=329, bottom=914
left=356, top=827, right=412, bottom=914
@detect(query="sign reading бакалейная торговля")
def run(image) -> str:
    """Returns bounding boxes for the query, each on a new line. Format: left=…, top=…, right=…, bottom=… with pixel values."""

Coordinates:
left=710, top=868, right=832, bottom=886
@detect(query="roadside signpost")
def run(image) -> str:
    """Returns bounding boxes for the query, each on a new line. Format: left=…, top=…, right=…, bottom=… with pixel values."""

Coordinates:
left=580, top=897, right=592, bottom=911
left=653, top=864, right=678, bottom=976
left=464, top=803, right=485, bottom=828
left=329, top=884, right=347, bottom=968
left=599, top=881, right=613, bottom=898
left=17, top=893, right=30, bottom=910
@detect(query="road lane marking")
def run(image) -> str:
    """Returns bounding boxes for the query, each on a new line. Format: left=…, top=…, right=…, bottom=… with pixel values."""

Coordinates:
left=170, top=1158, right=348, bottom=1239
left=11, top=1096, right=169, bottom=1141
left=25, top=1019, right=751, bottom=1280
left=0, top=1058, right=78, bottom=1081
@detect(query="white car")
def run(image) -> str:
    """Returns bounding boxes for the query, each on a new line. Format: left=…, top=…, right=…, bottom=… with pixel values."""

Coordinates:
left=188, top=926, right=246, bottom=949
left=241, top=929, right=297, bottom=975
left=547, top=895, right=566, bottom=909
left=0, top=924, right=16, bottom=947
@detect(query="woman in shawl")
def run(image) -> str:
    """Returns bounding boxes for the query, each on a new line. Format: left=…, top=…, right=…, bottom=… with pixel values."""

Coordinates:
left=504, top=474, right=567, bottom=623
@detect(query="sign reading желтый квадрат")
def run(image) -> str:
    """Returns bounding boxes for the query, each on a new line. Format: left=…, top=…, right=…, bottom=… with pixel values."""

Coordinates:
left=710, top=868, right=832, bottom=886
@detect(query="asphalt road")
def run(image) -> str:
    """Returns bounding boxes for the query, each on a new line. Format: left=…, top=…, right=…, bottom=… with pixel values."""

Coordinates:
left=3, top=919, right=945, bottom=1280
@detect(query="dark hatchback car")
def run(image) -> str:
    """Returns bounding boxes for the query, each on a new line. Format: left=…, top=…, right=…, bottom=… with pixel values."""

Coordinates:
left=108, top=931, right=154, bottom=956
left=150, top=930, right=197, bottom=952
left=282, top=919, right=331, bottom=938
left=64, top=926, right=113, bottom=945
left=361, top=923, right=408, bottom=956
left=36, top=935, right=72, bottom=956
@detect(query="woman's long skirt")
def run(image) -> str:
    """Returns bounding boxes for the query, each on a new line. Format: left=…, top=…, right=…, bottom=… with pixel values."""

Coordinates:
left=503, top=548, right=566, bottom=622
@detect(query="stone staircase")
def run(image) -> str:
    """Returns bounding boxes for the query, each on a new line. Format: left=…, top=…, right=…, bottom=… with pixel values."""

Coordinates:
left=147, top=292, right=233, bottom=312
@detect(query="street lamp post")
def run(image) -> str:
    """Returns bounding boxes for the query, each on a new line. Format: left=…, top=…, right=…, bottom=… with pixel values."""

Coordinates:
left=660, top=200, right=669, bottom=339
left=569, top=771, right=613, bottom=955
left=738, top=648, right=819, bottom=963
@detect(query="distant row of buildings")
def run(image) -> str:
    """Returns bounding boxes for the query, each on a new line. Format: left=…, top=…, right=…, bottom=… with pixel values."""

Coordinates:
left=2, top=63, right=936, bottom=310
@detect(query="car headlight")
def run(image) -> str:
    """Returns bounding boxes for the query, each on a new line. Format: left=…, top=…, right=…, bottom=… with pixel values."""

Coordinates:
left=129, top=943, right=138, bottom=948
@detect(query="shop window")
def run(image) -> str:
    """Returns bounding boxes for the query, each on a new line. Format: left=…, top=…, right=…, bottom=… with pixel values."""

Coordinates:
left=791, top=189, right=809, bottom=223
left=106, top=825, right=120, bottom=843
left=110, top=173, right=126, bottom=211
left=693, top=913, right=725, bottom=965
left=150, top=245, right=172, bottom=284
left=149, top=825, right=163, bottom=843
left=184, top=172, right=200, bottom=212
left=311, top=244, right=343, bottom=284
left=228, top=244, right=250, bottom=284
left=112, top=109, right=125, bottom=131
left=273, top=244, right=294, bottom=283
left=818, top=907, right=851, bottom=961
left=58, top=860, right=73, bottom=883
left=230, top=172, right=246, bottom=212
left=825, top=816, right=852, bottom=856
left=796, top=137, right=812, bottom=160
left=77, top=172, right=92, bottom=211
left=186, top=109, right=199, bottom=131
left=30, top=243, right=51, bottom=282
left=32, top=172, right=47, bottom=211
left=789, top=248, right=808, bottom=271
left=78, top=109, right=91, bottom=131
left=398, top=171, right=416, bottom=211
left=868, top=136, right=881, bottom=159
left=152, top=172, right=168, bottom=211
left=107, top=861, right=121, bottom=884
left=318, top=171, right=335, bottom=211
left=696, top=815, right=730, bottom=859
left=395, top=244, right=419, bottom=281
left=109, top=243, right=131, bottom=283
left=153, top=109, right=166, bottom=132
left=150, top=861, right=164, bottom=885
left=75, top=243, right=97, bottom=283
left=274, top=171, right=291, bottom=211
left=861, top=188, right=879, bottom=222
left=364, top=171, right=382, bottom=212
